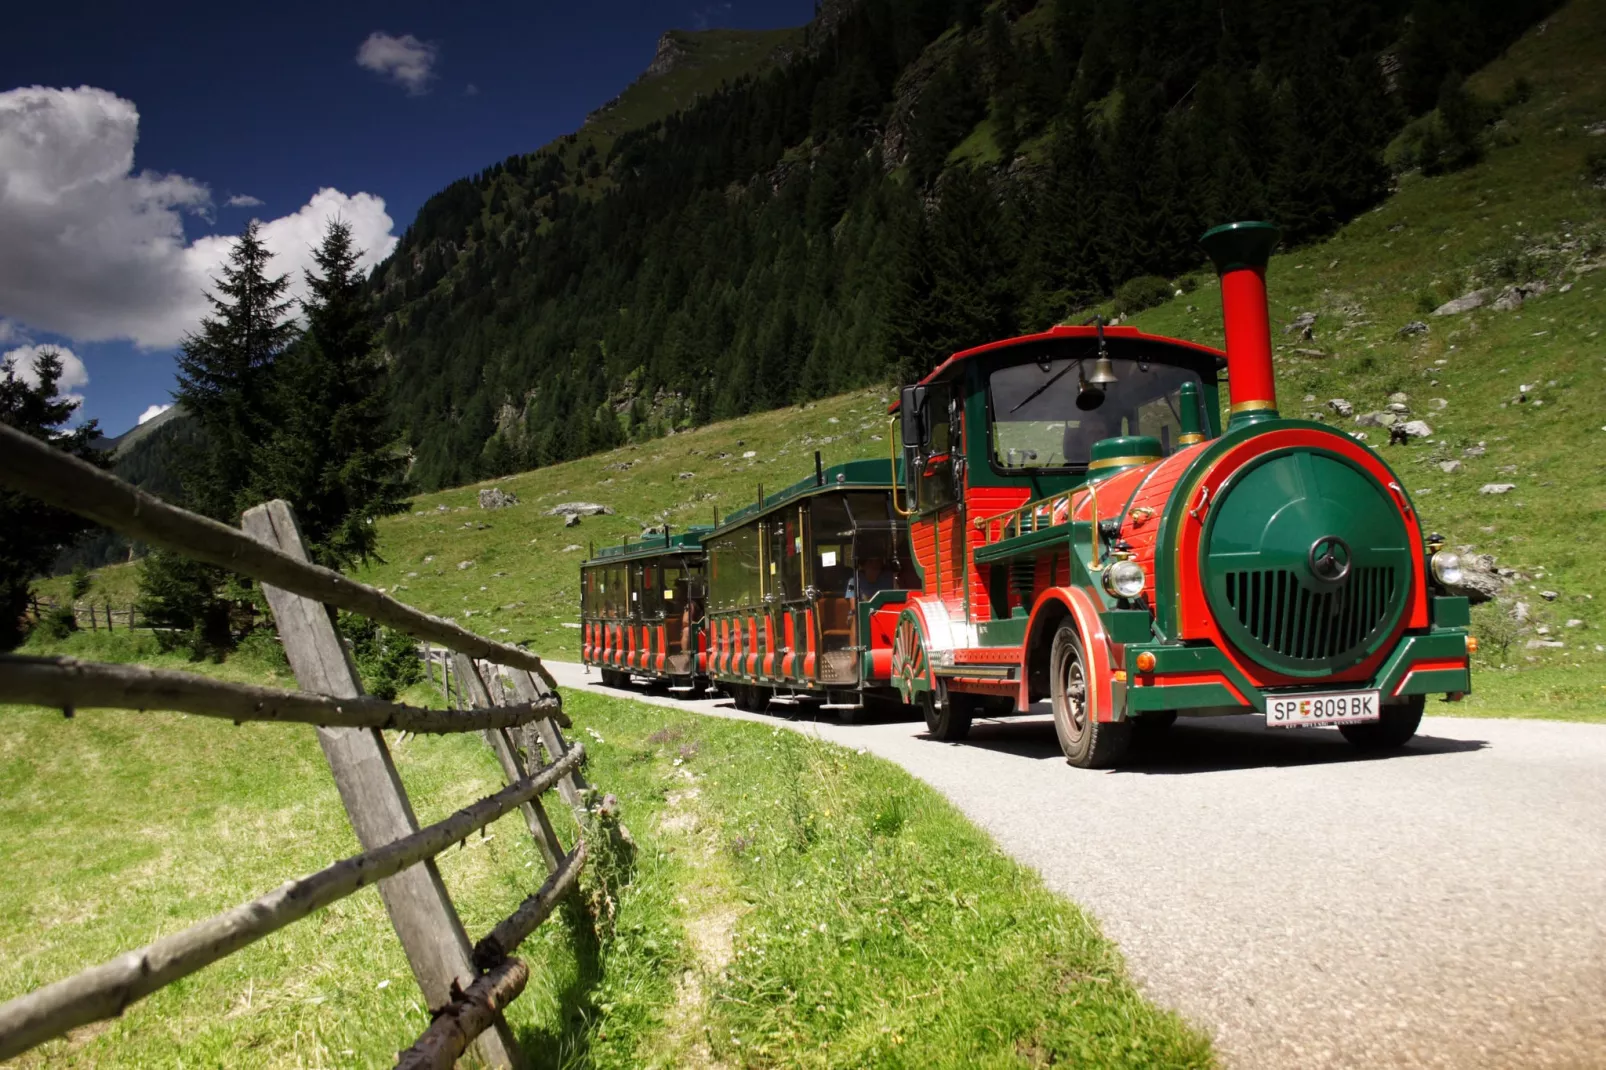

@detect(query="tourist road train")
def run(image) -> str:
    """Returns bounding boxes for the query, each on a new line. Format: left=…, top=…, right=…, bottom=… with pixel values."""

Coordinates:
left=580, top=221, right=1475, bottom=767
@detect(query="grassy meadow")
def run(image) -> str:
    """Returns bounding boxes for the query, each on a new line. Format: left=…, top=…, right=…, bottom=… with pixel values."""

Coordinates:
left=0, top=630, right=1208, bottom=1068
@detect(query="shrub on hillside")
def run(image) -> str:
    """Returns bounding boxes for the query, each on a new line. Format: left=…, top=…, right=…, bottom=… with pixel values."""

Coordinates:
left=1586, top=149, right=1606, bottom=191
left=1114, top=275, right=1175, bottom=316
left=340, top=614, right=423, bottom=700
left=36, top=605, right=77, bottom=641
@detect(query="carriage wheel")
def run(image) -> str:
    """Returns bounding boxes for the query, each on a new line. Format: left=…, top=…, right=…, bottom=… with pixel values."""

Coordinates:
left=1049, top=622, right=1130, bottom=769
left=890, top=614, right=928, bottom=706
left=919, top=683, right=975, bottom=742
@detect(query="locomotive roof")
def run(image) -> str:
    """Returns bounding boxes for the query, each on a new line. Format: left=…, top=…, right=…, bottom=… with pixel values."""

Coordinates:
left=708, top=458, right=900, bottom=538
left=583, top=526, right=711, bottom=567
left=888, top=324, right=1227, bottom=411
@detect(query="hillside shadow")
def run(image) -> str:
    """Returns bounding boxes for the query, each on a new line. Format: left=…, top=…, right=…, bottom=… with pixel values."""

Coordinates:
left=956, top=710, right=1488, bottom=773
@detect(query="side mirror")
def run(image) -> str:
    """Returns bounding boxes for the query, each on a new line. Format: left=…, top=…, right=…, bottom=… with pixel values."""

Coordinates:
left=899, top=385, right=927, bottom=449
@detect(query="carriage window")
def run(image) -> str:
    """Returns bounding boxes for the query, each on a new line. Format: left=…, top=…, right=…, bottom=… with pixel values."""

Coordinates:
left=989, top=357, right=1205, bottom=469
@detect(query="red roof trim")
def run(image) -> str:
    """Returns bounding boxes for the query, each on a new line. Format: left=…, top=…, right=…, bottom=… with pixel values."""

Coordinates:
left=889, top=325, right=1227, bottom=412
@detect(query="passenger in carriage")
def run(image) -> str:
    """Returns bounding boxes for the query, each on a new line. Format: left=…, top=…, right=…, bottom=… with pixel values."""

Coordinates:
left=846, top=557, right=892, bottom=601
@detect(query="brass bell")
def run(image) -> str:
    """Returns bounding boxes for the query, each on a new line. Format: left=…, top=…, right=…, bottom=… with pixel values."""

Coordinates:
left=1087, top=353, right=1119, bottom=385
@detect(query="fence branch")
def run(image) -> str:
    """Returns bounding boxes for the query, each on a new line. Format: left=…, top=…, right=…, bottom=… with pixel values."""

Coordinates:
left=473, top=843, right=589, bottom=970
left=0, top=654, right=569, bottom=733
left=0, top=744, right=584, bottom=1062
left=0, top=423, right=554, bottom=687
left=394, top=958, right=530, bottom=1070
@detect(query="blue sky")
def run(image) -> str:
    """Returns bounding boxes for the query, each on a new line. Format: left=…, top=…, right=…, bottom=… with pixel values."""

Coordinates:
left=1, top=0, right=813, bottom=436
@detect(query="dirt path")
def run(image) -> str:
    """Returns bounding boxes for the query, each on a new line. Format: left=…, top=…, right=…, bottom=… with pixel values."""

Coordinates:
left=550, top=660, right=1606, bottom=1069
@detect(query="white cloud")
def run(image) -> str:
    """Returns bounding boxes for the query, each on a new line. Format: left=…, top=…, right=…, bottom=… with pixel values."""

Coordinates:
left=3, top=343, right=88, bottom=409
left=226, top=193, right=263, bottom=207
left=0, top=85, right=400, bottom=352
left=357, top=32, right=438, bottom=95
left=137, top=402, right=172, bottom=425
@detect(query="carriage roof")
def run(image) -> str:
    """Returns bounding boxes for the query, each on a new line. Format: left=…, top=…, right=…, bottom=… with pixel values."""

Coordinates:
left=582, top=526, right=711, bottom=568
left=708, top=458, right=901, bottom=539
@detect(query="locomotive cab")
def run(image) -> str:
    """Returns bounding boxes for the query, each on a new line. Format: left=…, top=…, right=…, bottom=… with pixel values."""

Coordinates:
left=885, top=221, right=1473, bottom=767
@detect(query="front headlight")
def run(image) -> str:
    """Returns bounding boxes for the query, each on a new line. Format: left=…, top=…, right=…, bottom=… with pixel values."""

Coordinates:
left=1103, top=559, right=1147, bottom=600
left=1431, top=551, right=1464, bottom=587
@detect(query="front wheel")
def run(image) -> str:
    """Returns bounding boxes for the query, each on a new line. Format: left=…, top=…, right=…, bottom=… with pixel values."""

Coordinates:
left=1049, top=622, right=1130, bottom=769
left=1339, top=696, right=1424, bottom=751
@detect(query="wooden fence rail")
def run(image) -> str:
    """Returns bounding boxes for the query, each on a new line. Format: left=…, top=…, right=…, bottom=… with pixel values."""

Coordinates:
left=0, top=425, right=613, bottom=1068
left=0, top=421, right=555, bottom=687
left=0, top=746, right=584, bottom=1062
left=0, top=654, right=569, bottom=734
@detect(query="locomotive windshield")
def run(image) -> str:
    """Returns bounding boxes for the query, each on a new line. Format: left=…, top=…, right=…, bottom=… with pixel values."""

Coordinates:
left=988, top=357, right=1208, bottom=469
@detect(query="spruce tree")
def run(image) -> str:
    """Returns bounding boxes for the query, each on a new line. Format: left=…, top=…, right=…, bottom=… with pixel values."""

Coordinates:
left=0, top=349, right=109, bottom=649
left=260, top=219, right=410, bottom=569
left=176, top=220, right=297, bottom=521
left=139, top=221, right=295, bottom=654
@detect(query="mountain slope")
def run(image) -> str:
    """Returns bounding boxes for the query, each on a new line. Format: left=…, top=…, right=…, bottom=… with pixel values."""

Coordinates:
left=372, top=0, right=1554, bottom=492
left=344, top=0, right=1605, bottom=713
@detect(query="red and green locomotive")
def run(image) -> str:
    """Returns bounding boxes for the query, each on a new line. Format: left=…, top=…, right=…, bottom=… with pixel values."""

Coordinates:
left=582, top=221, right=1475, bottom=768
left=884, top=221, right=1472, bottom=765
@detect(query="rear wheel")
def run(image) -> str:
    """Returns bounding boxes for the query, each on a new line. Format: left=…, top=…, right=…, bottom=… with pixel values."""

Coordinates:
left=1049, top=622, right=1131, bottom=769
left=920, top=683, right=976, bottom=742
left=731, top=683, right=772, bottom=713
left=1339, top=695, right=1424, bottom=751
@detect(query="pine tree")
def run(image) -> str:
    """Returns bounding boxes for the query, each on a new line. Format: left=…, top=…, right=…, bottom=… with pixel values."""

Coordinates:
left=260, top=219, right=410, bottom=569
left=175, top=220, right=297, bottom=521
left=0, top=349, right=109, bottom=649
left=139, top=222, right=295, bottom=653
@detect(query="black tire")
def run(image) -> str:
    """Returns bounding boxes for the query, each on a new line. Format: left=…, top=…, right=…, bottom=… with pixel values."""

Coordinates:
left=920, top=683, right=975, bottom=742
left=1339, top=695, right=1424, bottom=751
left=731, top=683, right=772, bottom=714
left=1049, top=622, right=1131, bottom=769
left=1131, top=710, right=1178, bottom=743
left=600, top=668, right=628, bottom=689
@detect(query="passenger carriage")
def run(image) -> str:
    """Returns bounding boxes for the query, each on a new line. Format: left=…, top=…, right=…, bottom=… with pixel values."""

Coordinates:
left=702, top=458, right=917, bottom=713
left=580, top=528, right=710, bottom=692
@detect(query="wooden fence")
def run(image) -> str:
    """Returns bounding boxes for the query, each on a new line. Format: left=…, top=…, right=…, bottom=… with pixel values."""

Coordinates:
left=0, top=421, right=612, bottom=1069
left=28, top=596, right=143, bottom=631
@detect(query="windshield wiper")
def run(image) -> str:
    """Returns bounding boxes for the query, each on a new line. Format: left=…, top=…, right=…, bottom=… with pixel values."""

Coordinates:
left=1010, top=360, right=1082, bottom=414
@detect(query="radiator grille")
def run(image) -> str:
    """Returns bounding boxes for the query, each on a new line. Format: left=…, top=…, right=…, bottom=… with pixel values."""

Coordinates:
left=1223, top=567, right=1397, bottom=662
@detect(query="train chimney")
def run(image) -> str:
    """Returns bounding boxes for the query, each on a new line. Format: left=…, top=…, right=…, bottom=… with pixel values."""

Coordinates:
left=1199, top=221, right=1282, bottom=430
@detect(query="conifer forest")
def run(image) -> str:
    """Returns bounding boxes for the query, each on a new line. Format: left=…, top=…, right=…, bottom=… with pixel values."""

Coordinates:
left=371, top=0, right=1547, bottom=490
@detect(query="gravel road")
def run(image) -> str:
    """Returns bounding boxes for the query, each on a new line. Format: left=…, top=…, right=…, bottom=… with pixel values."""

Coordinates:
left=547, top=661, right=1606, bottom=1069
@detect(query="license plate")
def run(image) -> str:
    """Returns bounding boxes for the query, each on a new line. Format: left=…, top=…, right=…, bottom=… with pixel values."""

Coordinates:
left=1265, top=690, right=1380, bottom=728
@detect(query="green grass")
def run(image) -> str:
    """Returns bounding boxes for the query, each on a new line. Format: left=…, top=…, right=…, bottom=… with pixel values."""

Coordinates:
left=0, top=631, right=1206, bottom=1067
left=345, top=389, right=894, bottom=661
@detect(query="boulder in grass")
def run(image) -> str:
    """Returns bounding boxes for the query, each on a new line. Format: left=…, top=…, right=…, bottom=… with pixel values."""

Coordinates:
left=564, top=513, right=581, bottom=528
left=1398, top=420, right=1433, bottom=438
left=1355, top=411, right=1397, bottom=428
left=1479, top=483, right=1517, bottom=495
left=1433, top=288, right=1493, bottom=315
left=478, top=487, right=519, bottom=510
left=1328, top=398, right=1354, bottom=417
left=547, top=501, right=614, bottom=517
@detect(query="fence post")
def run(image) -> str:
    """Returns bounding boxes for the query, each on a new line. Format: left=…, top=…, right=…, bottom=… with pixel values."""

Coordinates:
left=507, top=670, right=592, bottom=815
left=242, top=501, right=527, bottom=1070
left=453, top=654, right=565, bottom=872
